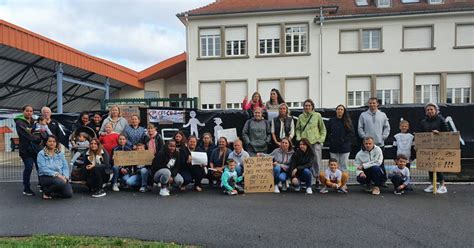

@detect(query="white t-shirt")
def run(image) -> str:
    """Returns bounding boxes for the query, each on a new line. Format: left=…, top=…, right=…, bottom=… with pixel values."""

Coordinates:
left=393, top=133, right=414, bottom=159
left=325, top=168, right=342, bottom=183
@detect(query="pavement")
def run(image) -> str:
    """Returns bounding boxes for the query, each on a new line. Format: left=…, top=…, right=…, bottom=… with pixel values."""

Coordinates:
left=0, top=183, right=473, bottom=247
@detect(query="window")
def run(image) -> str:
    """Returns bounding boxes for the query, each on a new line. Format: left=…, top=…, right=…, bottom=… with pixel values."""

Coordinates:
left=200, top=82, right=222, bottom=110
left=225, top=27, right=246, bottom=56
left=362, top=29, right=381, bottom=50
left=200, top=28, right=221, bottom=58
left=258, top=25, right=281, bottom=55
left=446, top=74, right=472, bottom=104
left=403, top=26, right=434, bottom=50
left=428, top=0, right=443, bottom=4
left=415, top=75, right=440, bottom=104
left=225, top=81, right=247, bottom=109
left=376, top=76, right=400, bottom=105
left=376, top=0, right=391, bottom=8
left=285, top=24, right=308, bottom=54
left=401, top=0, right=419, bottom=3
left=284, top=79, right=308, bottom=108
left=355, top=0, right=368, bottom=6
left=347, top=77, right=371, bottom=107
left=455, top=24, right=474, bottom=48
left=340, top=28, right=382, bottom=52
left=144, top=90, right=159, bottom=98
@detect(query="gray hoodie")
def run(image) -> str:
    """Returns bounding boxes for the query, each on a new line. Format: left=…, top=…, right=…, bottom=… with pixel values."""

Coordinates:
left=358, top=109, right=390, bottom=147
left=242, top=118, right=271, bottom=153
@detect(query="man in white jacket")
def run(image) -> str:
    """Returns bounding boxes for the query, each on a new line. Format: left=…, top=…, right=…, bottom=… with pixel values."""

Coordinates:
left=355, top=137, right=386, bottom=195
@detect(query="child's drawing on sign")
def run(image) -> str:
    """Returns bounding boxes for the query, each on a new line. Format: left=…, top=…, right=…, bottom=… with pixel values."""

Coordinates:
left=183, top=111, right=205, bottom=137
left=213, top=117, right=223, bottom=144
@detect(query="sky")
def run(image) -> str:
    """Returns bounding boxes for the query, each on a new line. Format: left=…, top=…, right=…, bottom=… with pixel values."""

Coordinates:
left=0, top=0, right=214, bottom=71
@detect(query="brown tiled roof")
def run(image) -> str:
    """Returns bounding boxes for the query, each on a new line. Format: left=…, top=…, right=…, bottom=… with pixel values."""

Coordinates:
left=138, top=52, right=186, bottom=82
left=178, top=0, right=474, bottom=18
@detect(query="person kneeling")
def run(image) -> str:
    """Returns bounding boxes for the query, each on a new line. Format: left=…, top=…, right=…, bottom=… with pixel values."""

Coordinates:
left=151, top=140, right=184, bottom=197
left=221, top=159, right=244, bottom=195
left=319, top=158, right=348, bottom=194
left=289, top=138, right=314, bottom=195
left=389, top=154, right=411, bottom=195
left=355, top=137, right=386, bottom=195
left=121, top=143, right=150, bottom=193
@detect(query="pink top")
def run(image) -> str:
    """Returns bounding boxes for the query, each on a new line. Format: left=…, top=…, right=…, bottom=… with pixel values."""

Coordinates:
left=242, top=98, right=266, bottom=111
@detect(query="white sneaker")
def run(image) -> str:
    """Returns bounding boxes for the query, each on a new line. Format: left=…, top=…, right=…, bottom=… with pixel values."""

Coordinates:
left=281, top=183, right=288, bottom=192
left=112, top=183, right=120, bottom=192
left=159, top=187, right=170, bottom=196
left=274, top=186, right=280, bottom=194
left=277, top=182, right=282, bottom=189
left=306, top=187, right=313, bottom=195
left=424, top=184, right=434, bottom=193
left=319, top=186, right=328, bottom=194
left=436, top=186, right=447, bottom=194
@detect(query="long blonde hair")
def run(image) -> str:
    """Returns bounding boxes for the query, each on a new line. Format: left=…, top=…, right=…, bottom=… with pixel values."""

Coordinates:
left=88, top=138, right=104, bottom=164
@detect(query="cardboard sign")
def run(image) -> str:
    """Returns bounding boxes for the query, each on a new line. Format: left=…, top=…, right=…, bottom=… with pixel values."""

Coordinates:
left=118, top=105, right=142, bottom=123
left=148, top=109, right=185, bottom=124
left=415, top=132, right=460, bottom=149
left=113, top=150, right=155, bottom=166
left=243, top=157, right=274, bottom=193
left=416, top=149, right=461, bottom=173
left=217, top=128, right=238, bottom=142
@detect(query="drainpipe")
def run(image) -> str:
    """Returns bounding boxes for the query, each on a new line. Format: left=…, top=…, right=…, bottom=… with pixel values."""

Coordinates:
left=319, top=7, right=324, bottom=108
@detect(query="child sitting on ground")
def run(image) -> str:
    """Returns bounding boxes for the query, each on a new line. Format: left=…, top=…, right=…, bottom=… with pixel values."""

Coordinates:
left=70, top=132, right=90, bottom=166
left=393, top=120, right=414, bottom=168
left=121, top=143, right=150, bottom=193
left=389, top=154, right=411, bottom=195
left=319, top=158, right=348, bottom=194
left=111, top=134, right=132, bottom=192
left=221, top=159, right=244, bottom=195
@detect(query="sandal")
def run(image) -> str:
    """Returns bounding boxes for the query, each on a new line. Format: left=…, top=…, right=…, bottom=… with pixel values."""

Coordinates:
left=42, top=194, right=52, bottom=200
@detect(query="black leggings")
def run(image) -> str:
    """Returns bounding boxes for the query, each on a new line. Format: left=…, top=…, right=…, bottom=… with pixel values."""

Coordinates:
left=84, top=167, right=109, bottom=191
left=39, top=176, right=73, bottom=198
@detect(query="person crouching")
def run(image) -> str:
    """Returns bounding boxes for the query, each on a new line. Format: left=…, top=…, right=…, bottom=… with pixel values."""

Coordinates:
left=221, top=159, right=244, bottom=195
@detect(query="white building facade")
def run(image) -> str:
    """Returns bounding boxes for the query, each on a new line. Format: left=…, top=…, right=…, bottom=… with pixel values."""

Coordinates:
left=179, top=0, right=474, bottom=109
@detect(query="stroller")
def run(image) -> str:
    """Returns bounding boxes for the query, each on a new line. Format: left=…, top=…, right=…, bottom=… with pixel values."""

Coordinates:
left=69, top=125, right=96, bottom=182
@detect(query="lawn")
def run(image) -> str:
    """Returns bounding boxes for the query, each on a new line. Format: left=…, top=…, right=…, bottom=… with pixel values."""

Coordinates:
left=0, top=235, right=191, bottom=247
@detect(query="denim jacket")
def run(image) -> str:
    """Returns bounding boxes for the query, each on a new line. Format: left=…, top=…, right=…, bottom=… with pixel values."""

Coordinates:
left=37, top=148, right=70, bottom=178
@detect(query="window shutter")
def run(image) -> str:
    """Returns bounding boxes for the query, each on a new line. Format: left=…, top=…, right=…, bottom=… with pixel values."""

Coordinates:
left=457, top=24, right=474, bottom=47
left=415, top=75, right=440, bottom=86
left=447, top=74, right=472, bottom=88
left=225, top=81, right=247, bottom=104
left=258, top=25, right=280, bottom=40
left=347, top=77, right=371, bottom=91
left=200, top=82, right=221, bottom=104
left=284, top=79, right=308, bottom=103
left=376, top=76, right=400, bottom=90
left=200, top=28, right=220, bottom=36
left=340, top=31, right=359, bottom=51
left=404, top=27, right=432, bottom=49
left=225, top=27, right=246, bottom=41
left=258, top=80, right=280, bottom=103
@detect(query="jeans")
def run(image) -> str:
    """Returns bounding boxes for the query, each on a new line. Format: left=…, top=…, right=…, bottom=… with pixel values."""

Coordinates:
left=391, top=174, right=405, bottom=191
left=311, top=143, right=322, bottom=184
left=273, top=165, right=288, bottom=185
left=84, top=166, right=109, bottom=191
left=122, top=168, right=149, bottom=187
left=293, top=168, right=312, bottom=187
left=329, top=152, right=350, bottom=171
left=111, top=166, right=120, bottom=184
left=21, top=156, right=38, bottom=191
left=357, top=166, right=386, bottom=187
left=428, top=171, right=444, bottom=183
left=39, top=176, right=73, bottom=198
left=190, top=165, right=205, bottom=187
left=153, top=169, right=184, bottom=187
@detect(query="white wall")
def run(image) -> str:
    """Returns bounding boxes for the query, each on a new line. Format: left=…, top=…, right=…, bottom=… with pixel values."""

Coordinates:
left=118, top=85, right=144, bottom=98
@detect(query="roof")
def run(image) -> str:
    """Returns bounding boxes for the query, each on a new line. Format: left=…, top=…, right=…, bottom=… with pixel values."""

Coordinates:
left=0, top=19, right=143, bottom=89
left=178, top=0, right=474, bottom=19
left=138, top=52, right=186, bottom=82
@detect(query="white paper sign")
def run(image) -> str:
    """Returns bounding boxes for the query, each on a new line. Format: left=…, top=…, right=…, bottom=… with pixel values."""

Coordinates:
left=191, top=152, right=208, bottom=166
left=217, top=128, right=238, bottom=142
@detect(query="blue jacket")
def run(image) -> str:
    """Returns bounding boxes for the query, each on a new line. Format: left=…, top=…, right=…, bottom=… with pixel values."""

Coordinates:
left=37, top=148, right=70, bottom=178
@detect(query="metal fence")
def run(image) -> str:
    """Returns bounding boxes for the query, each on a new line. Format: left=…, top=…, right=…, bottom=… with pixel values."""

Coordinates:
left=101, top=97, right=199, bottom=110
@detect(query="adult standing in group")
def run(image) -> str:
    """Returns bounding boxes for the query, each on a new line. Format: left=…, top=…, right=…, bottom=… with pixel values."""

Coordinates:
left=295, top=99, right=326, bottom=185
left=73, top=111, right=90, bottom=132
left=37, top=135, right=73, bottom=199
left=357, top=97, right=390, bottom=174
left=242, top=92, right=266, bottom=112
left=271, top=103, right=294, bottom=149
left=14, top=105, right=41, bottom=196
left=326, top=104, right=354, bottom=190
left=41, top=106, right=64, bottom=143
left=100, top=105, right=128, bottom=135
left=87, top=112, right=103, bottom=137
left=123, top=114, right=146, bottom=148
left=83, top=138, right=112, bottom=198
left=265, top=89, right=285, bottom=111
left=143, top=123, right=163, bottom=155
left=228, top=138, right=250, bottom=176
left=242, top=107, right=271, bottom=156
left=420, top=102, right=450, bottom=194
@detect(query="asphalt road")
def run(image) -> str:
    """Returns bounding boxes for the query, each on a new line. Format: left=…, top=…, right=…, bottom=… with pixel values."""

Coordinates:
left=0, top=183, right=473, bottom=247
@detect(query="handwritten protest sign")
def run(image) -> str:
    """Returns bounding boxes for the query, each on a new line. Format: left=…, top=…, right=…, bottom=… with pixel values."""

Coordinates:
left=243, top=157, right=274, bottom=193
left=118, top=105, right=143, bottom=123
left=416, top=149, right=461, bottom=173
left=113, top=150, right=154, bottom=166
left=148, top=109, right=185, bottom=124
left=217, top=128, right=238, bottom=142
left=415, top=132, right=460, bottom=149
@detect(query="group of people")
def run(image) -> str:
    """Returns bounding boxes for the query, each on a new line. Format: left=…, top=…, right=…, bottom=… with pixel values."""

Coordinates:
left=14, top=90, right=451, bottom=200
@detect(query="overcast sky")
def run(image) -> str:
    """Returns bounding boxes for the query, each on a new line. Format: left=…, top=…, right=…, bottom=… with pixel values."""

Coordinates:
left=0, top=0, right=214, bottom=71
